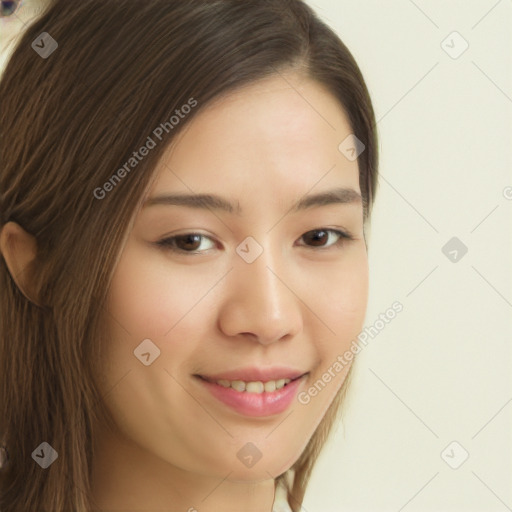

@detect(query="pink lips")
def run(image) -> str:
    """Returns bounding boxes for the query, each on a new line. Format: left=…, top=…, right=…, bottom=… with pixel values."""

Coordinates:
left=199, top=366, right=307, bottom=383
left=196, top=373, right=308, bottom=417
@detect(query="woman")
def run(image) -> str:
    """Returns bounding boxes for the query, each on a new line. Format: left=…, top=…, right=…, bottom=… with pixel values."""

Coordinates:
left=0, top=0, right=378, bottom=510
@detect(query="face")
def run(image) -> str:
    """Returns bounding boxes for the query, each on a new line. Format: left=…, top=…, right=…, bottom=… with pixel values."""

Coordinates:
left=97, top=72, right=369, bottom=482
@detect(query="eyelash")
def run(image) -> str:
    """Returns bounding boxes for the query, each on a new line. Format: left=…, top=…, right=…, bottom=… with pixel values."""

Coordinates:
left=156, top=228, right=355, bottom=255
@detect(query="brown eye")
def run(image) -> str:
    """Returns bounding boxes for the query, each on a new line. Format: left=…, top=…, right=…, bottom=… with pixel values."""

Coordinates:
left=298, top=228, right=353, bottom=249
left=156, top=233, right=216, bottom=253
left=303, top=229, right=329, bottom=247
left=173, top=234, right=202, bottom=251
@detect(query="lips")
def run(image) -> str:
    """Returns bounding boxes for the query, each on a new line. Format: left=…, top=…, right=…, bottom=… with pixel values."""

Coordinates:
left=197, top=373, right=308, bottom=417
left=196, top=366, right=307, bottom=383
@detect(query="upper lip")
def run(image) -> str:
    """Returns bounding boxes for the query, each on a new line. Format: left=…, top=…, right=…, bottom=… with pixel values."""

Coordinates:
left=198, top=366, right=308, bottom=383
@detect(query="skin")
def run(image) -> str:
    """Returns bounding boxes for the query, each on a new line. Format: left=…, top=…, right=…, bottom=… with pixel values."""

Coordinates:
left=0, top=71, right=369, bottom=512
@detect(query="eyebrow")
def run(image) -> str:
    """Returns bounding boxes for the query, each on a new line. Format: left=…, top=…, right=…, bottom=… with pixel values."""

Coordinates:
left=143, top=187, right=362, bottom=214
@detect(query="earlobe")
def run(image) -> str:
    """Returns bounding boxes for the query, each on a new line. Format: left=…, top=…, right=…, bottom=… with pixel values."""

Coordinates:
left=0, top=221, right=42, bottom=306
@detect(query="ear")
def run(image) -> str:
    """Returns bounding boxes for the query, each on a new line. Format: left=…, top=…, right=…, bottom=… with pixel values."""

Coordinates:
left=0, top=221, right=42, bottom=306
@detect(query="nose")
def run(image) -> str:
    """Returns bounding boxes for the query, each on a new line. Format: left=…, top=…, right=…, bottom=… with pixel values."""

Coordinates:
left=217, top=244, right=303, bottom=345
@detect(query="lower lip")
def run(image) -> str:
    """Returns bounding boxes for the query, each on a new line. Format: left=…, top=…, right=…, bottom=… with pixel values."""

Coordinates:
left=196, top=374, right=307, bottom=417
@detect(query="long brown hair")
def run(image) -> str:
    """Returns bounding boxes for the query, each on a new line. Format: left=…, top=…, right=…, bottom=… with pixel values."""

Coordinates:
left=0, top=1, right=378, bottom=510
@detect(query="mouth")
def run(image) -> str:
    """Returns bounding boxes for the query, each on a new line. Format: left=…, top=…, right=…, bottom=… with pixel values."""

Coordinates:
left=195, top=373, right=307, bottom=393
left=194, top=372, right=309, bottom=417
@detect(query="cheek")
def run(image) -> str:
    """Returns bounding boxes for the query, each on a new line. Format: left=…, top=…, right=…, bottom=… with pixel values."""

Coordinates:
left=98, top=243, right=208, bottom=392
left=303, top=244, right=368, bottom=408
left=106, top=244, right=209, bottom=339
left=315, top=244, right=369, bottom=345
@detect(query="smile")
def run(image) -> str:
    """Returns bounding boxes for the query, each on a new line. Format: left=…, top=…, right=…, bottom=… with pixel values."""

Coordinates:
left=195, top=373, right=309, bottom=417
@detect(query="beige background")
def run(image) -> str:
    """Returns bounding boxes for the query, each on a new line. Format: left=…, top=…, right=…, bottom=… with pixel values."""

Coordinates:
left=1, top=1, right=511, bottom=511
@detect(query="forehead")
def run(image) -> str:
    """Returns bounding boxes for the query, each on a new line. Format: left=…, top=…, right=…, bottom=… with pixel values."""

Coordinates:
left=147, top=72, right=360, bottom=206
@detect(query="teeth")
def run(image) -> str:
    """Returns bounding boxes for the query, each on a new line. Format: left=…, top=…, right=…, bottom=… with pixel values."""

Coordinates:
left=213, top=378, right=292, bottom=393
left=246, top=381, right=264, bottom=393
left=264, top=380, right=276, bottom=392
left=232, top=380, right=246, bottom=392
